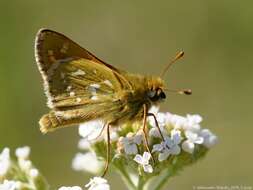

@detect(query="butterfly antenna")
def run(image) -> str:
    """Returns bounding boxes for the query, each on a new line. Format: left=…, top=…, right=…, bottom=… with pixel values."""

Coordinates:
left=164, top=88, right=192, bottom=95
left=160, top=51, right=184, bottom=78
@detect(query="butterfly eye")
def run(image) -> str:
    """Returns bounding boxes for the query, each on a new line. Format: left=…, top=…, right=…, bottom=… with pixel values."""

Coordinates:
left=147, top=90, right=156, bottom=98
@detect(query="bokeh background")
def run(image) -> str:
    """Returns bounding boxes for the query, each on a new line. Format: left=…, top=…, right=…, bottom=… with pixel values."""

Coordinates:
left=0, top=0, right=252, bottom=189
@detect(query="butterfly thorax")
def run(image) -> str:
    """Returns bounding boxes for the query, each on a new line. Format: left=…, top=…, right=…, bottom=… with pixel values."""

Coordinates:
left=107, top=74, right=166, bottom=125
left=123, top=74, right=166, bottom=104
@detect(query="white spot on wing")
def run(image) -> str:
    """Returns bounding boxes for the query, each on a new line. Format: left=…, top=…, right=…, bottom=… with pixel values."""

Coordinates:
left=89, top=84, right=100, bottom=95
left=103, top=80, right=113, bottom=88
left=72, top=69, right=86, bottom=76
left=90, top=84, right=100, bottom=88
left=70, top=91, right=75, bottom=97
left=76, top=97, right=81, bottom=103
left=91, top=95, right=98, bottom=100
left=67, top=86, right=72, bottom=91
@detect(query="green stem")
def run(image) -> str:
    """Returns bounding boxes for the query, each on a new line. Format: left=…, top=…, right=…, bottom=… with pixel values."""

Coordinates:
left=153, top=170, right=172, bottom=190
left=137, top=176, right=145, bottom=190
left=113, top=164, right=136, bottom=190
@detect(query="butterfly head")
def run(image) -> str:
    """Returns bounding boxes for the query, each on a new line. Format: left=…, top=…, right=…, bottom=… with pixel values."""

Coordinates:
left=146, top=77, right=166, bottom=103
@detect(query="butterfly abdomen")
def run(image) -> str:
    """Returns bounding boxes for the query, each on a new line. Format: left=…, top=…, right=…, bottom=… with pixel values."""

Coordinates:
left=39, top=112, right=57, bottom=133
left=39, top=109, right=91, bottom=133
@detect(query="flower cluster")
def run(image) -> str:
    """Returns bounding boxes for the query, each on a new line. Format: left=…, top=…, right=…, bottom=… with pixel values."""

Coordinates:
left=72, top=108, right=218, bottom=190
left=0, top=109, right=217, bottom=190
left=0, top=146, right=49, bottom=190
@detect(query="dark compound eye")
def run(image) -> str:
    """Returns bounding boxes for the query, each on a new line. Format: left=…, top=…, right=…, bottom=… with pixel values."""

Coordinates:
left=160, top=91, right=166, bottom=99
left=147, top=88, right=166, bottom=102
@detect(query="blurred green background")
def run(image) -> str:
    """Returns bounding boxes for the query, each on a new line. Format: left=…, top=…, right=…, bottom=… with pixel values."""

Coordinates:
left=0, top=0, right=252, bottom=189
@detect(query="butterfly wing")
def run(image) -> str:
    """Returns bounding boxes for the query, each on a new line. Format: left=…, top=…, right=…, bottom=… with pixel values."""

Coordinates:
left=35, top=29, right=132, bottom=109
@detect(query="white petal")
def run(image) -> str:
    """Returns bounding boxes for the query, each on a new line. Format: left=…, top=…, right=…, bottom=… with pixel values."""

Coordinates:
left=125, top=144, right=138, bottom=155
left=15, top=146, right=30, bottom=160
left=194, top=136, right=204, bottom=144
left=30, top=168, right=39, bottom=178
left=143, top=152, right=151, bottom=162
left=149, top=128, right=161, bottom=138
left=187, top=114, right=202, bottom=124
left=72, top=152, right=104, bottom=174
left=199, top=129, right=212, bottom=138
left=0, top=180, right=21, bottom=190
left=185, top=130, right=198, bottom=142
left=148, top=106, right=159, bottom=115
left=143, top=164, right=153, bottom=173
left=158, top=149, right=170, bottom=162
left=203, top=135, right=218, bottom=148
left=156, top=113, right=167, bottom=126
left=152, top=144, right=163, bottom=153
left=133, top=134, right=143, bottom=145
left=78, top=139, right=91, bottom=150
left=90, top=184, right=110, bottom=190
left=79, top=124, right=94, bottom=138
left=171, top=129, right=182, bottom=144
left=92, top=177, right=108, bottom=184
left=0, top=148, right=11, bottom=177
left=79, top=120, right=104, bottom=141
left=170, top=114, right=187, bottom=128
left=134, top=154, right=143, bottom=164
left=182, top=140, right=195, bottom=154
left=170, top=145, right=181, bottom=155
left=58, top=186, right=83, bottom=190
left=85, top=177, right=110, bottom=190
left=164, top=137, right=173, bottom=148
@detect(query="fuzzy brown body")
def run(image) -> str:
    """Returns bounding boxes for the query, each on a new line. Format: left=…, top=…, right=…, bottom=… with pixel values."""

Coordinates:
left=35, top=29, right=166, bottom=133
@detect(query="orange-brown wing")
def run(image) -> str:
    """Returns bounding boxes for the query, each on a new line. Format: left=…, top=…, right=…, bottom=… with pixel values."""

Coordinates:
left=35, top=28, right=119, bottom=72
left=35, top=29, right=132, bottom=109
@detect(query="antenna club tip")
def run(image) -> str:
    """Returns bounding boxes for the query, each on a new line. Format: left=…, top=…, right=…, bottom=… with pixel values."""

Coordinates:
left=183, top=89, right=192, bottom=95
left=176, top=51, right=184, bottom=59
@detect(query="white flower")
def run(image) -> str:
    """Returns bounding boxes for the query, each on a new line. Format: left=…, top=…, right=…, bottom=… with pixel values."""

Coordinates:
left=0, top=180, right=21, bottom=190
left=182, top=131, right=204, bottom=154
left=148, top=106, right=159, bottom=115
left=118, top=132, right=142, bottom=155
left=134, top=152, right=153, bottom=173
left=85, top=177, right=110, bottom=190
left=79, top=120, right=104, bottom=141
left=78, top=139, right=91, bottom=150
left=15, top=146, right=30, bottom=160
left=152, top=129, right=182, bottom=161
left=183, top=114, right=203, bottom=132
left=186, top=114, right=202, bottom=124
left=58, top=186, right=83, bottom=190
left=199, top=129, right=218, bottom=148
left=29, top=168, right=39, bottom=178
left=72, top=152, right=104, bottom=174
left=168, top=114, right=187, bottom=129
left=0, top=148, right=11, bottom=178
left=149, top=127, right=166, bottom=138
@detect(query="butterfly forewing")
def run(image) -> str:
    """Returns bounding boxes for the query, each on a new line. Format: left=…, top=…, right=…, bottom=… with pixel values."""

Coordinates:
left=35, top=29, right=131, bottom=110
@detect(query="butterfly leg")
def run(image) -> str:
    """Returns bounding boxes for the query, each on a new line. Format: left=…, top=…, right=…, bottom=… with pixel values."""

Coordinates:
left=147, top=113, right=165, bottom=141
left=101, top=123, right=111, bottom=177
left=90, top=123, right=107, bottom=141
left=142, top=104, right=154, bottom=163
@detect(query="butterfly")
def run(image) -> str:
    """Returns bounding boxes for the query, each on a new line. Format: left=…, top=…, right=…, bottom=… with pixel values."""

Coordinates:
left=35, top=28, right=191, bottom=175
